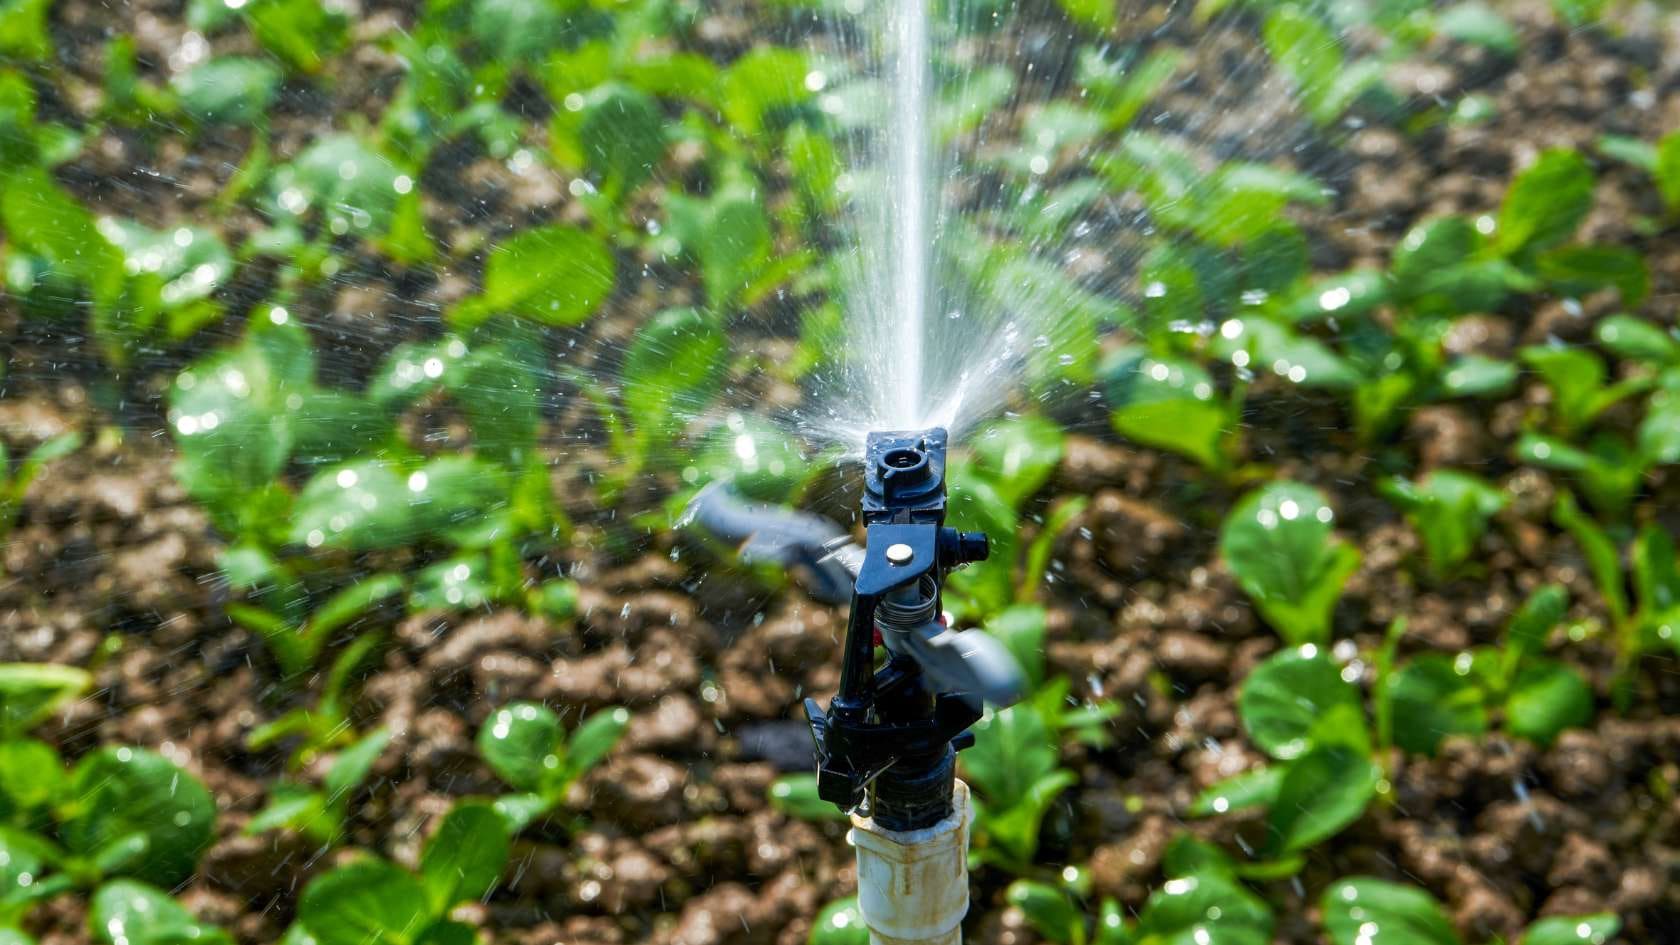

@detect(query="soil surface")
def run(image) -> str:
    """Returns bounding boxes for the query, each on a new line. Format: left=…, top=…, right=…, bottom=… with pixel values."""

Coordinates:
left=3, top=1, right=1680, bottom=944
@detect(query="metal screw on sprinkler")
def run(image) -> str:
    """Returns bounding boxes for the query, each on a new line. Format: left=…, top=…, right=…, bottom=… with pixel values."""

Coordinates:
left=886, top=543, right=914, bottom=565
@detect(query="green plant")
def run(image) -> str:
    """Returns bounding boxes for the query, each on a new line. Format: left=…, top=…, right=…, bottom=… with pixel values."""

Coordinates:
left=1554, top=493, right=1680, bottom=704
left=246, top=728, right=390, bottom=846
left=0, top=432, right=79, bottom=542
left=1378, top=469, right=1506, bottom=578
left=1220, top=482, right=1361, bottom=646
left=1099, top=347, right=1242, bottom=474
left=87, top=880, right=232, bottom=945
left=944, top=415, right=1072, bottom=618
left=244, top=632, right=382, bottom=769
left=1008, top=836, right=1275, bottom=945
left=287, top=803, right=508, bottom=945
left=1321, top=877, right=1618, bottom=945
left=807, top=896, right=867, bottom=945
left=1520, top=345, right=1650, bottom=439
left=1192, top=646, right=1381, bottom=860
left=960, top=699, right=1078, bottom=870
left=476, top=702, right=629, bottom=833
left=1387, top=585, right=1593, bottom=754
left=1263, top=5, right=1384, bottom=127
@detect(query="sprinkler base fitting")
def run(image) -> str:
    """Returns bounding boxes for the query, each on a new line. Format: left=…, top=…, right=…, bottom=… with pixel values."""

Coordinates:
left=851, top=780, right=972, bottom=945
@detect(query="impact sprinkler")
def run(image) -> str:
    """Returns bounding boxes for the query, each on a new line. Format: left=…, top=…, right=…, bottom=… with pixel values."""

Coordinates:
left=686, top=427, right=1025, bottom=944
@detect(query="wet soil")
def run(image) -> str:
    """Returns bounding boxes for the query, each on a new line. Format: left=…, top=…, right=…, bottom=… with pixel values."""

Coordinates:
left=4, top=0, right=1680, bottom=944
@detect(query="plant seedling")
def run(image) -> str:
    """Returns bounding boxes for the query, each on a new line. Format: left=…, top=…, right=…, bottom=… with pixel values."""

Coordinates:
left=1008, top=836, right=1275, bottom=945
left=0, top=433, right=80, bottom=542
left=246, top=728, right=390, bottom=846
left=1100, top=347, right=1241, bottom=476
left=246, top=631, right=383, bottom=769
left=1386, top=585, right=1593, bottom=754
left=88, top=880, right=232, bottom=945
left=476, top=702, right=629, bottom=834
left=1220, top=482, right=1361, bottom=647
left=1554, top=493, right=1680, bottom=705
left=1379, top=469, right=1506, bottom=578
left=1321, top=876, right=1618, bottom=945
left=960, top=699, right=1079, bottom=870
left=290, top=803, right=508, bottom=945
left=1194, top=646, right=1381, bottom=861
left=806, top=896, right=867, bottom=945
left=1520, top=345, right=1650, bottom=439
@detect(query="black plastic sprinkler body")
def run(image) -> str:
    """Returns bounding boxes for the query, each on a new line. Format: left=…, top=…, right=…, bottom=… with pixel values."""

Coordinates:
left=805, top=427, right=1021, bottom=831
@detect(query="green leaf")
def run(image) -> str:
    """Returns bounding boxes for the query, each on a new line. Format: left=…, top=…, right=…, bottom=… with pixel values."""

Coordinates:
left=246, top=0, right=347, bottom=74
left=1267, top=744, right=1379, bottom=855
left=1595, top=315, right=1680, bottom=366
left=460, top=224, right=614, bottom=328
left=970, top=415, right=1065, bottom=508
left=299, top=860, right=431, bottom=945
left=413, top=921, right=475, bottom=945
left=0, top=825, right=59, bottom=916
left=1657, top=131, right=1680, bottom=215
left=1161, top=835, right=1239, bottom=880
left=1379, top=470, right=1506, bottom=576
left=406, top=456, right=511, bottom=544
left=0, top=929, right=36, bottom=945
left=289, top=461, right=413, bottom=552
left=62, top=748, right=216, bottom=886
left=1007, top=880, right=1084, bottom=944
left=562, top=707, right=628, bottom=783
left=0, top=0, right=53, bottom=60
left=769, top=774, right=848, bottom=822
left=1433, top=3, right=1517, bottom=53
left=1505, top=658, right=1593, bottom=746
left=90, top=880, right=232, bottom=945
left=1495, top=149, right=1594, bottom=256
left=0, top=739, right=62, bottom=820
left=477, top=703, right=562, bottom=794
left=1282, top=269, right=1388, bottom=324
left=1189, top=765, right=1285, bottom=817
left=1393, top=217, right=1479, bottom=289
left=1263, top=5, right=1374, bottom=126
left=808, top=897, right=868, bottom=945
left=420, top=804, right=508, bottom=911
left=268, top=134, right=401, bottom=237
left=245, top=785, right=328, bottom=838
left=172, top=57, right=282, bottom=126
left=1440, top=355, right=1518, bottom=398
left=1101, top=349, right=1230, bottom=471
left=688, top=416, right=810, bottom=502
left=324, top=727, right=390, bottom=803
left=470, top=0, right=566, bottom=61
left=574, top=83, right=666, bottom=197
left=1554, top=492, right=1627, bottom=626
left=1135, top=871, right=1274, bottom=945
left=622, top=308, right=728, bottom=440
left=720, top=47, right=810, bottom=136
left=986, top=606, right=1047, bottom=689
left=1507, top=584, right=1568, bottom=670
left=1220, top=482, right=1361, bottom=646
left=0, top=663, right=91, bottom=739
left=1239, top=647, right=1362, bottom=761
left=1388, top=653, right=1487, bottom=755
left=1213, top=318, right=1359, bottom=391
left=409, top=555, right=494, bottom=612
left=962, top=703, right=1058, bottom=812
left=1537, top=245, right=1648, bottom=306
left=1597, top=135, right=1657, bottom=172
left=666, top=183, right=773, bottom=309
left=1519, top=914, right=1620, bottom=945
left=1321, top=878, right=1462, bottom=945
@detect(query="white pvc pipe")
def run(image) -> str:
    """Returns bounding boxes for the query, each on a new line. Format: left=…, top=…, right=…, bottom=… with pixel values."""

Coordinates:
left=850, top=780, right=972, bottom=945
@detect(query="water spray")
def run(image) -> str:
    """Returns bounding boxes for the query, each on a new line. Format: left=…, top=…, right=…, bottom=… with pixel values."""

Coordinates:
left=688, top=428, right=1024, bottom=944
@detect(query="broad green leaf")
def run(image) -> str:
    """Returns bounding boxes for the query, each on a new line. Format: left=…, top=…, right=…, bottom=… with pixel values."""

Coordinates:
left=962, top=703, right=1058, bottom=812
left=688, top=416, right=810, bottom=502
left=1495, top=149, right=1594, bottom=255
left=720, top=47, right=810, bottom=135
left=1007, top=881, right=1083, bottom=944
left=1537, top=245, right=1648, bottom=307
left=1239, top=647, right=1362, bottom=760
left=1267, top=744, right=1379, bottom=855
left=1506, top=584, right=1568, bottom=669
left=1440, top=355, right=1518, bottom=398
left=970, top=415, right=1064, bottom=508
left=409, top=555, right=494, bottom=612
left=1379, top=470, right=1506, bottom=576
left=0, top=0, right=52, bottom=61
left=298, top=860, right=430, bottom=945
left=1188, top=765, right=1284, bottom=817
left=91, top=880, right=233, bottom=945
left=1321, top=878, right=1461, bottom=945
left=1282, top=269, right=1388, bottom=324
left=477, top=702, right=562, bottom=793
left=62, top=748, right=216, bottom=886
left=245, top=784, right=328, bottom=837
left=1519, top=914, right=1620, bottom=945
left=1433, top=3, right=1516, bottom=53
left=1389, top=654, right=1487, bottom=755
left=1518, top=434, right=1639, bottom=518
left=983, top=769, right=1076, bottom=865
left=1220, top=482, right=1360, bottom=646
left=1160, top=835, right=1239, bottom=880
left=463, top=224, right=614, bottom=327
left=562, top=707, right=628, bottom=783
left=1102, top=349, right=1229, bottom=471
left=986, top=605, right=1048, bottom=689
left=268, top=135, right=401, bottom=237
left=471, top=0, right=566, bottom=61
left=490, top=793, right=549, bottom=836
left=944, top=472, right=1018, bottom=617
left=1212, top=318, right=1359, bottom=390
left=420, top=804, right=508, bottom=911
left=323, top=727, right=390, bottom=803
left=1639, top=371, right=1680, bottom=465
left=1135, top=871, right=1274, bottom=945
left=289, top=461, right=413, bottom=551
left=769, top=774, right=848, bottom=822
left=0, top=825, right=57, bottom=915
left=172, top=57, right=282, bottom=126
left=413, top=920, right=475, bottom=945
left=666, top=183, right=772, bottom=308
left=574, top=83, right=666, bottom=197
left=1657, top=131, right=1680, bottom=214
left=809, top=897, right=868, bottom=945
left=1078, top=47, right=1182, bottom=132
left=622, top=308, right=728, bottom=439
left=1392, top=217, right=1480, bottom=288
left=97, top=219, right=234, bottom=312
left=1505, top=659, right=1593, bottom=746
left=1595, top=315, right=1680, bottom=366
left=0, top=739, right=62, bottom=820
left=406, top=456, right=511, bottom=543
left=247, top=0, right=347, bottom=74
left=1597, top=135, right=1657, bottom=172
left=0, top=663, right=91, bottom=739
